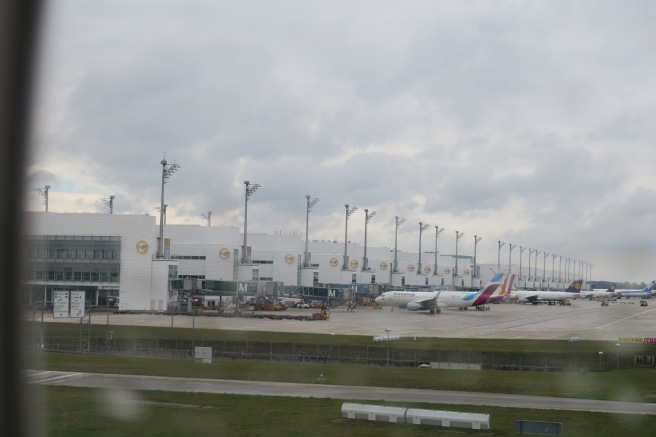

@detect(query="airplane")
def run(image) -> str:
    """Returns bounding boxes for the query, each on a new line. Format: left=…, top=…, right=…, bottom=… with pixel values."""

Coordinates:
left=580, top=281, right=656, bottom=300
left=581, top=284, right=617, bottom=299
left=614, top=280, right=656, bottom=299
left=374, top=272, right=507, bottom=314
left=507, top=279, right=582, bottom=305
left=486, top=273, right=516, bottom=304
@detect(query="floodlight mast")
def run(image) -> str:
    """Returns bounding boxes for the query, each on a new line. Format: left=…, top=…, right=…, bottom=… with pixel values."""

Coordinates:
left=417, top=222, right=430, bottom=274
left=363, top=209, right=376, bottom=271
left=508, top=243, right=516, bottom=273
left=434, top=226, right=445, bottom=275
left=34, top=184, right=50, bottom=212
left=342, top=204, right=358, bottom=270
left=393, top=216, right=406, bottom=273
left=100, top=195, right=115, bottom=214
left=473, top=235, right=482, bottom=278
left=304, top=195, right=319, bottom=267
left=519, top=246, right=527, bottom=284
left=157, top=157, right=179, bottom=259
left=241, top=181, right=261, bottom=264
left=454, top=231, right=465, bottom=278
left=497, top=241, right=506, bottom=271
left=202, top=211, right=212, bottom=226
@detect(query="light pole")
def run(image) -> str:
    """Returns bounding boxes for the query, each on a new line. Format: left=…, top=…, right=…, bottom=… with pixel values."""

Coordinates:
left=528, top=249, right=533, bottom=282
left=519, top=246, right=527, bottom=284
left=105, top=297, right=113, bottom=354
left=418, top=222, right=430, bottom=274
left=157, top=157, right=179, bottom=259
left=552, top=253, right=556, bottom=288
left=497, top=241, right=506, bottom=271
left=508, top=243, right=515, bottom=273
left=590, top=263, right=594, bottom=284
left=473, top=235, right=482, bottom=278
left=101, top=195, right=115, bottom=214
left=304, top=195, right=319, bottom=268
left=434, top=226, right=446, bottom=276
left=363, top=209, right=376, bottom=271
left=385, top=328, right=391, bottom=366
left=343, top=204, right=358, bottom=270
left=455, top=231, right=465, bottom=279
left=542, top=252, right=549, bottom=289
left=534, top=250, right=541, bottom=284
left=35, top=184, right=51, bottom=212
left=615, top=343, right=620, bottom=370
left=393, top=217, right=406, bottom=273
left=598, top=351, right=604, bottom=372
left=558, top=255, right=563, bottom=285
left=202, top=211, right=212, bottom=226
left=241, top=181, right=261, bottom=264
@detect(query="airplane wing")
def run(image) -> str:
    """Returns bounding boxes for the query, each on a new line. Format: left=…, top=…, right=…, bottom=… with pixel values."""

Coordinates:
left=406, top=291, right=442, bottom=313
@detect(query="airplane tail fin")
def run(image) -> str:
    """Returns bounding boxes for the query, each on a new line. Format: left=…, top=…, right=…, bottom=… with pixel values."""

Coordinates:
left=641, top=280, right=656, bottom=293
left=473, top=273, right=506, bottom=305
left=500, top=273, right=516, bottom=296
left=564, top=280, right=583, bottom=293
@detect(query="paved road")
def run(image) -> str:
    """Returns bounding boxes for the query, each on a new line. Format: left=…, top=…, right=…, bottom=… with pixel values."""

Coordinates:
left=26, top=370, right=656, bottom=415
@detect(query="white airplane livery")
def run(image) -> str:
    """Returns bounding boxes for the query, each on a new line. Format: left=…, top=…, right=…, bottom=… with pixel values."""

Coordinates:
left=508, top=280, right=582, bottom=304
left=374, top=272, right=509, bottom=314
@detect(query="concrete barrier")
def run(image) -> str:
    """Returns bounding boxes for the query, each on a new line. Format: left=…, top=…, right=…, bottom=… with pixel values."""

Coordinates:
left=406, top=408, right=490, bottom=430
left=341, top=403, right=490, bottom=429
left=341, top=403, right=406, bottom=423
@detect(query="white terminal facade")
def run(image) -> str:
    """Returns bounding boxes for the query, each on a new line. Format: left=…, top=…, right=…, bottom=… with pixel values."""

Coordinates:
left=24, top=212, right=583, bottom=311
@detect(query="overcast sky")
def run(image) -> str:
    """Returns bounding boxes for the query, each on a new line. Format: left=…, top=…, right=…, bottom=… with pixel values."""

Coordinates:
left=25, top=0, right=656, bottom=283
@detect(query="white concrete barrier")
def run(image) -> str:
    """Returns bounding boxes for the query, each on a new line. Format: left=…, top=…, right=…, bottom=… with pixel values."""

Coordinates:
left=341, top=403, right=406, bottom=423
left=405, top=408, right=490, bottom=430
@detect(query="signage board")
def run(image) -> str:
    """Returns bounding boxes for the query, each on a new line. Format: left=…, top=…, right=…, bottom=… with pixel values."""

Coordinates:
left=70, top=291, right=86, bottom=318
left=53, top=291, right=70, bottom=318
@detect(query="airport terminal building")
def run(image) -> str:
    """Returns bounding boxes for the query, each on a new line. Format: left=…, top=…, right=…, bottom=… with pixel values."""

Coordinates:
left=24, top=212, right=576, bottom=311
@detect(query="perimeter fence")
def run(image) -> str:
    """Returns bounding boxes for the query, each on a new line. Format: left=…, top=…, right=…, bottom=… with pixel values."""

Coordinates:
left=28, top=334, right=644, bottom=372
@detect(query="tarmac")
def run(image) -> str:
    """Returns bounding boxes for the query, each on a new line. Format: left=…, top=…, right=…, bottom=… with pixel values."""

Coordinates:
left=38, top=297, right=656, bottom=342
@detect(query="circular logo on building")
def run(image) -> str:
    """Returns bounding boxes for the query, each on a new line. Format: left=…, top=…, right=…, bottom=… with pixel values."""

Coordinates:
left=464, top=269, right=470, bottom=276
left=136, top=240, right=149, bottom=254
left=285, top=254, right=295, bottom=263
left=350, top=258, right=359, bottom=268
left=380, top=261, right=388, bottom=270
left=330, top=257, right=339, bottom=267
left=407, top=264, right=415, bottom=272
left=444, top=267, right=451, bottom=275
left=424, top=265, right=432, bottom=274
left=219, top=248, right=230, bottom=259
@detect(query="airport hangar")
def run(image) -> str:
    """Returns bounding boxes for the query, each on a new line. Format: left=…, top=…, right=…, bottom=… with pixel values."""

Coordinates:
left=24, top=211, right=585, bottom=312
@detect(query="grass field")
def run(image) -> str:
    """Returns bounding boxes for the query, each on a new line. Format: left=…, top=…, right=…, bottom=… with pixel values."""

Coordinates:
left=31, top=352, right=656, bottom=401
left=26, top=322, right=656, bottom=436
left=33, top=385, right=656, bottom=437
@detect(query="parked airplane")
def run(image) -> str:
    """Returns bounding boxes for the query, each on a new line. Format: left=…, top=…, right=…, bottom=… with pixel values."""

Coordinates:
left=581, top=285, right=617, bottom=299
left=581, top=281, right=656, bottom=299
left=615, top=280, right=656, bottom=299
left=508, top=279, right=582, bottom=305
left=374, top=272, right=507, bottom=314
left=486, top=273, right=516, bottom=304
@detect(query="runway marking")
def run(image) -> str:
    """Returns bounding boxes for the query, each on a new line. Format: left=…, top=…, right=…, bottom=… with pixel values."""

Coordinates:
left=30, top=372, right=81, bottom=384
left=597, top=307, right=656, bottom=329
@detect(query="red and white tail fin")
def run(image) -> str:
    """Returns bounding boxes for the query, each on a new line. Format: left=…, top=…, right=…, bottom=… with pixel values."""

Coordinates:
left=500, top=273, right=516, bottom=296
